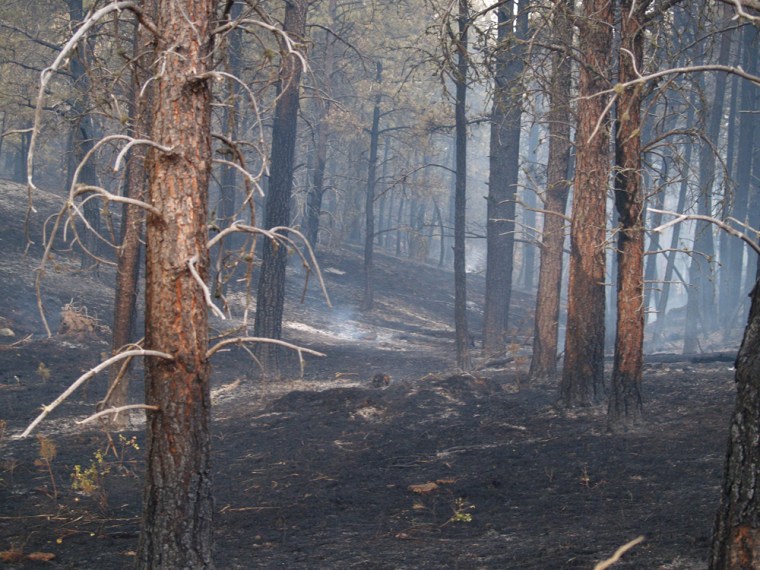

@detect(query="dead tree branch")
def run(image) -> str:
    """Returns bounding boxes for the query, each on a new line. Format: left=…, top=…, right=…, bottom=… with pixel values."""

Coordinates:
left=16, top=349, right=173, bottom=439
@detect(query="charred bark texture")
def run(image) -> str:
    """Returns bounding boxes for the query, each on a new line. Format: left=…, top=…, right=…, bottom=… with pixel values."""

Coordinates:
left=65, top=0, right=100, bottom=268
left=710, top=280, right=760, bottom=569
left=560, top=0, right=612, bottom=406
left=608, top=2, right=644, bottom=430
left=138, top=0, right=215, bottom=566
left=305, top=0, right=337, bottom=250
left=684, top=23, right=733, bottom=353
left=482, top=0, right=525, bottom=355
left=722, top=26, right=758, bottom=330
left=362, top=62, right=382, bottom=311
left=453, top=0, right=472, bottom=371
left=253, top=0, right=307, bottom=375
left=528, top=0, right=572, bottom=383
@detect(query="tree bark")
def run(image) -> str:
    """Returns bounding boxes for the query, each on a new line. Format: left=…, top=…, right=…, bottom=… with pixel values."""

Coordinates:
left=684, top=21, right=733, bottom=352
left=710, top=279, right=760, bottom=569
left=560, top=0, right=612, bottom=405
left=528, top=0, right=572, bottom=384
left=138, top=0, right=215, bottom=566
left=65, top=0, right=100, bottom=268
left=213, top=0, right=243, bottom=295
left=106, top=6, right=154, bottom=429
left=722, top=25, right=758, bottom=332
left=608, top=1, right=645, bottom=430
left=362, top=62, right=382, bottom=310
left=651, top=96, right=695, bottom=346
left=453, top=0, right=472, bottom=370
left=482, top=0, right=525, bottom=354
left=305, top=0, right=337, bottom=249
left=253, top=0, right=308, bottom=376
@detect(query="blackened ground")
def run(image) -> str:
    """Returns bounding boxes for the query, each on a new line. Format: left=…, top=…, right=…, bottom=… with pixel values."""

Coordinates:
left=0, top=192, right=738, bottom=568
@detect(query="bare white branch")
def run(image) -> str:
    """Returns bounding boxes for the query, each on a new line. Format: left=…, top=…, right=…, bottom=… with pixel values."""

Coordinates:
left=27, top=2, right=138, bottom=195
left=16, top=349, right=173, bottom=439
left=207, top=337, right=325, bottom=378
left=188, top=255, right=226, bottom=320
left=207, top=223, right=332, bottom=308
left=74, top=184, right=163, bottom=218
left=113, top=138, right=175, bottom=172
left=207, top=337, right=326, bottom=359
left=594, top=536, right=645, bottom=570
left=76, top=404, right=159, bottom=425
left=650, top=208, right=760, bottom=256
left=212, top=159, right=264, bottom=195
left=212, top=18, right=309, bottom=74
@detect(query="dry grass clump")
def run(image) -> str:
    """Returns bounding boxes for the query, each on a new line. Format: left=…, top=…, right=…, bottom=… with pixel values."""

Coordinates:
left=57, top=302, right=110, bottom=340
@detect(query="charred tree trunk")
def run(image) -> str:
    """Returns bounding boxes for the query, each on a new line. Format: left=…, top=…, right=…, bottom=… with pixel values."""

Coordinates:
left=106, top=8, right=154, bottom=429
left=528, top=0, right=572, bottom=384
left=253, top=0, right=308, bottom=375
left=213, top=0, right=243, bottom=295
left=560, top=0, right=612, bottom=405
left=138, top=0, right=215, bottom=566
left=608, top=2, right=644, bottom=430
left=522, top=120, right=540, bottom=291
left=684, top=22, right=733, bottom=353
left=305, top=1, right=337, bottom=249
left=362, top=62, right=382, bottom=311
left=65, top=0, right=100, bottom=268
left=642, top=100, right=675, bottom=318
left=652, top=95, right=695, bottom=344
left=482, top=0, right=525, bottom=354
left=13, top=126, right=30, bottom=184
left=453, top=0, right=472, bottom=370
left=710, top=279, right=760, bottom=569
left=722, top=26, right=758, bottom=333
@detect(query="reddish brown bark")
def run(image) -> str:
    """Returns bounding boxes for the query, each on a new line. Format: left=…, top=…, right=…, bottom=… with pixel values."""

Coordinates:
left=528, top=0, right=572, bottom=383
left=138, top=0, right=215, bottom=566
left=106, top=6, right=154, bottom=429
left=608, top=0, right=644, bottom=430
left=560, top=0, right=612, bottom=406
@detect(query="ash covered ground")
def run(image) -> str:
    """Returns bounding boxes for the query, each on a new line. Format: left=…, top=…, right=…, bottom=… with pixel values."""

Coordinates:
left=0, top=178, right=740, bottom=568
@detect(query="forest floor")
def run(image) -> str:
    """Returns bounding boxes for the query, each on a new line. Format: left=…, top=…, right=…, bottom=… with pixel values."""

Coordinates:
left=0, top=178, right=742, bottom=568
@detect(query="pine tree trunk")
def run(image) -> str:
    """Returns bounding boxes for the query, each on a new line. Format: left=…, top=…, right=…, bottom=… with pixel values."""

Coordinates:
left=608, top=2, right=644, bottom=430
left=65, top=0, right=100, bottom=268
left=253, top=0, right=308, bottom=375
left=363, top=62, right=382, bottom=310
left=528, top=0, right=572, bottom=383
left=106, top=8, right=154, bottom=429
left=138, top=0, right=215, bottom=566
left=305, top=2, right=337, bottom=249
left=453, top=0, right=472, bottom=370
left=483, top=0, right=525, bottom=354
left=560, top=0, right=612, bottom=405
left=710, top=279, right=760, bottom=569
left=684, top=22, right=733, bottom=352
left=722, top=26, right=758, bottom=333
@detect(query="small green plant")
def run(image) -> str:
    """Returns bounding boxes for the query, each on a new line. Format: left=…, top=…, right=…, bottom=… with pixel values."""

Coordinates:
left=35, top=435, right=58, bottom=500
left=103, top=433, right=141, bottom=474
left=71, top=449, right=110, bottom=511
left=447, top=497, right=474, bottom=524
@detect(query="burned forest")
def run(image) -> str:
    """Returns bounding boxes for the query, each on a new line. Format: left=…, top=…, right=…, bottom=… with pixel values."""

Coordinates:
left=1, top=0, right=760, bottom=568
